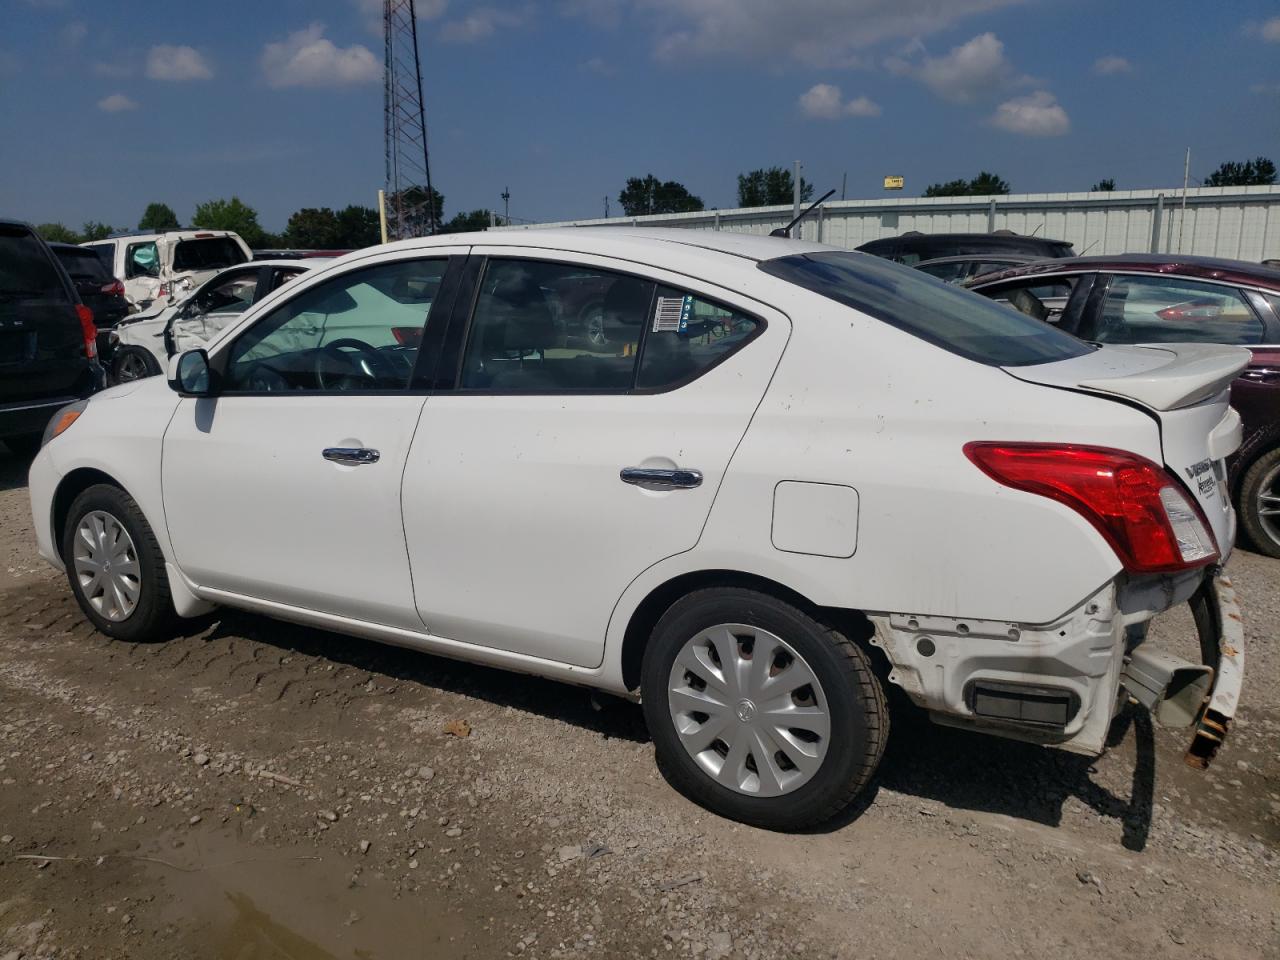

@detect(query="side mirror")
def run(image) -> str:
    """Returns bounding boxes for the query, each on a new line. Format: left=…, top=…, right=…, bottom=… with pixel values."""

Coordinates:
left=167, top=349, right=217, bottom=397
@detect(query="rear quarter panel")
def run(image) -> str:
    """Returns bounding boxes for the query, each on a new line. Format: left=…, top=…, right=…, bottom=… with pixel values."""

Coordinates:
left=1232, top=345, right=1280, bottom=485
left=619, top=282, right=1167, bottom=629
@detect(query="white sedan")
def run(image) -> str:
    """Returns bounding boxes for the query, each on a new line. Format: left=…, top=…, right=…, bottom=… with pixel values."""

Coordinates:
left=26, top=229, right=1247, bottom=829
left=108, top=259, right=328, bottom=383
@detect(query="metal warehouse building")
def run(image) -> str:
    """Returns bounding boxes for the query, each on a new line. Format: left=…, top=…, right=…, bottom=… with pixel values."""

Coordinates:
left=498, top=185, right=1280, bottom=262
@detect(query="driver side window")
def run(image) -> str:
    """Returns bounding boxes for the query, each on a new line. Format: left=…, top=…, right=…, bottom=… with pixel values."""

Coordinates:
left=224, top=258, right=447, bottom=393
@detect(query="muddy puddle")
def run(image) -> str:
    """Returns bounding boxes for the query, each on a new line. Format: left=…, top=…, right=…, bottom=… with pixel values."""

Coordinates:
left=145, top=826, right=484, bottom=959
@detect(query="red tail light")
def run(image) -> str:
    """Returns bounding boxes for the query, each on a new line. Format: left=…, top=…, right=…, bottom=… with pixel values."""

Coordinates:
left=75, top=304, right=98, bottom=360
left=100, top=279, right=125, bottom=297
left=391, top=326, right=423, bottom=346
left=964, top=442, right=1218, bottom=574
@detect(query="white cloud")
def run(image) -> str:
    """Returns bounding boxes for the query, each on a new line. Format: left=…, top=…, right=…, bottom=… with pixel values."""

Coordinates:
left=441, top=6, right=532, bottom=43
left=60, top=20, right=87, bottom=47
left=146, top=45, right=213, bottom=81
left=1264, top=17, right=1280, bottom=42
left=581, top=56, right=617, bottom=75
left=886, top=32, right=1019, bottom=103
left=1092, top=54, right=1131, bottom=75
left=798, top=83, right=881, bottom=119
left=97, top=93, right=138, bottom=112
left=990, top=90, right=1069, bottom=136
left=565, top=0, right=1024, bottom=68
left=261, top=23, right=380, bottom=88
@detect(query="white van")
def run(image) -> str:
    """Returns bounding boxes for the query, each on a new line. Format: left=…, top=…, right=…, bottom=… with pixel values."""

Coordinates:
left=81, top=230, right=252, bottom=311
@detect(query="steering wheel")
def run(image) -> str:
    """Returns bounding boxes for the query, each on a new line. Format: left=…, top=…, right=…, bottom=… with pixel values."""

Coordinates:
left=314, top=338, right=392, bottom=390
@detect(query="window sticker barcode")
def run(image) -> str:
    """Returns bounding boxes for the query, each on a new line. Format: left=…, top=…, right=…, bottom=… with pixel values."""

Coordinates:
left=653, top=295, right=693, bottom=333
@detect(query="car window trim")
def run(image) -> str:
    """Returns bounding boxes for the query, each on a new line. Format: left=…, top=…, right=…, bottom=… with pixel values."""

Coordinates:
left=212, top=253, right=458, bottom=397
left=437, top=253, right=768, bottom=397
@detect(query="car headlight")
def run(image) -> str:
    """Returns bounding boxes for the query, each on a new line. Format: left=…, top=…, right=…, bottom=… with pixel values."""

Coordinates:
left=41, top=400, right=89, bottom=449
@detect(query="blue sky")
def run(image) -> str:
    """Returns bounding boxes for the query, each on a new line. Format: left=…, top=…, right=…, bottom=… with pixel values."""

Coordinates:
left=1, top=0, right=1278, bottom=232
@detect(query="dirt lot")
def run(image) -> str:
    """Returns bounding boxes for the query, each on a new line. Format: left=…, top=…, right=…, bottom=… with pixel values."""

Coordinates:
left=0, top=446, right=1275, bottom=960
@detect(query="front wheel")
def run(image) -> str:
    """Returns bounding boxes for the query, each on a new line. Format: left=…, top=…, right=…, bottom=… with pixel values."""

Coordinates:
left=61, top=484, right=177, bottom=642
left=641, top=588, right=888, bottom=830
left=112, top=347, right=161, bottom=384
left=1240, top=447, right=1280, bottom=559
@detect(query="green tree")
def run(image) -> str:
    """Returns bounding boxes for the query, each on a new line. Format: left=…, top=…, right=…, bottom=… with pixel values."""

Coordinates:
left=1203, top=157, right=1276, bottom=187
left=736, top=167, right=813, bottom=207
left=192, top=196, right=264, bottom=246
left=138, top=202, right=180, bottom=231
left=36, top=222, right=81, bottom=244
left=618, top=175, right=704, bottom=216
left=1091, top=178, right=1116, bottom=192
left=284, top=207, right=341, bottom=249
left=439, top=209, right=494, bottom=234
left=923, top=171, right=1011, bottom=197
left=334, top=205, right=382, bottom=247
left=80, top=221, right=114, bottom=241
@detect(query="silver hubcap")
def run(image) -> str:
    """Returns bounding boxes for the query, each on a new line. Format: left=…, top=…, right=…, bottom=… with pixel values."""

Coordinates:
left=1259, top=463, right=1280, bottom=550
left=667, top=623, right=830, bottom=798
left=72, top=511, right=140, bottom=622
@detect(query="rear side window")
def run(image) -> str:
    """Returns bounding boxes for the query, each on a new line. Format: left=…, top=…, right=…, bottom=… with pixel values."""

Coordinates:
left=126, top=241, right=159, bottom=279
left=916, top=260, right=968, bottom=284
left=0, top=225, right=68, bottom=301
left=1084, top=275, right=1264, bottom=345
left=760, top=252, right=1092, bottom=367
left=637, top=288, right=761, bottom=389
left=173, top=237, right=248, bottom=272
left=54, top=247, right=111, bottom=281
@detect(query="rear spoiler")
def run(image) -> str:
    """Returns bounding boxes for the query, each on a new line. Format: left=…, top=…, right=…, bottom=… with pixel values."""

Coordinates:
left=1076, top=344, right=1251, bottom=411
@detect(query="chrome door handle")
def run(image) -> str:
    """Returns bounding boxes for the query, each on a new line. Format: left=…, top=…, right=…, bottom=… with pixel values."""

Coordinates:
left=322, top=447, right=380, bottom=466
left=620, top=467, right=703, bottom=489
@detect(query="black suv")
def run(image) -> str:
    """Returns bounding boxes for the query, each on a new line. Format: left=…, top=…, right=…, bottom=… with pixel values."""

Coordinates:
left=856, top=231, right=1075, bottom=265
left=0, top=220, right=104, bottom=456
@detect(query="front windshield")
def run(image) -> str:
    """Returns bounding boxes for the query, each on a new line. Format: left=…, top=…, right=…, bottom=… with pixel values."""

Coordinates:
left=759, top=251, right=1093, bottom=367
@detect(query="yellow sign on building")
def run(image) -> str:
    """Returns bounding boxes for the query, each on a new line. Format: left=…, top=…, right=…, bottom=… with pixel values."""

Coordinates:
left=883, top=176, right=904, bottom=190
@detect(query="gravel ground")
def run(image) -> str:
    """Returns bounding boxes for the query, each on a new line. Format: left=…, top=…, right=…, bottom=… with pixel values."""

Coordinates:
left=0, top=444, right=1275, bottom=960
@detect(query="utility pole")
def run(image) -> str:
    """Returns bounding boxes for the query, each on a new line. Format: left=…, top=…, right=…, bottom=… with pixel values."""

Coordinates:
left=793, top=160, right=802, bottom=222
left=501, top=186, right=510, bottom=225
left=603, top=195, right=609, bottom=219
left=840, top=172, right=847, bottom=201
left=1178, top=147, right=1190, bottom=254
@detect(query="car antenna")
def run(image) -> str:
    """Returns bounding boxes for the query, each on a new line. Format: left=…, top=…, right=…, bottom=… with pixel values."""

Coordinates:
left=770, top=189, right=836, bottom=239
left=1077, top=239, right=1100, bottom=256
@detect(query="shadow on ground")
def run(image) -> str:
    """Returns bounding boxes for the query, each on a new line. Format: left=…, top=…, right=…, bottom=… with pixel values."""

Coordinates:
left=195, top=605, right=1162, bottom=849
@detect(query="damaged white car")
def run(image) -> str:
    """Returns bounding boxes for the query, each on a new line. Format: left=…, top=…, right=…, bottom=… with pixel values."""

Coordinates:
left=27, top=230, right=1246, bottom=830
left=81, top=229, right=252, bottom=311
left=108, top=259, right=325, bottom=382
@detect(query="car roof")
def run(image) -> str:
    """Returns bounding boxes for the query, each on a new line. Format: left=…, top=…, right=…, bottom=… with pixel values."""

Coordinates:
left=371, top=228, right=834, bottom=273
left=970, top=253, right=1280, bottom=290
left=915, top=254, right=1044, bottom=267
left=48, top=241, right=99, bottom=252
left=238, top=258, right=333, bottom=270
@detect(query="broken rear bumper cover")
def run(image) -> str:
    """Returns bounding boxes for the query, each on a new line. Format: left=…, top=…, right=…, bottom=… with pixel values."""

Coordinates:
left=869, top=568, right=1243, bottom=767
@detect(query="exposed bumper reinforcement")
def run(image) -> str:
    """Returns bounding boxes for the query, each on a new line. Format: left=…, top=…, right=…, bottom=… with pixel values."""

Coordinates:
left=1184, top=572, right=1244, bottom=769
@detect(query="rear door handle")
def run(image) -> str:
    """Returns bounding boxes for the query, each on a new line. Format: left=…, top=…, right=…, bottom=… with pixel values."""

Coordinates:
left=323, top=447, right=380, bottom=466
left=620, top=467, right=703, bottom=489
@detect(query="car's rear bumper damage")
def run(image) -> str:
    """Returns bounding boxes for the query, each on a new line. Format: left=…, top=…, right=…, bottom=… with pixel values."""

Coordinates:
left=870, top=568, right=1243, bottom=766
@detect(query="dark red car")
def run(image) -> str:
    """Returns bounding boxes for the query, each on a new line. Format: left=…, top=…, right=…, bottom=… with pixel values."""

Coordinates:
left=969, top=254, right=1280, bottom=557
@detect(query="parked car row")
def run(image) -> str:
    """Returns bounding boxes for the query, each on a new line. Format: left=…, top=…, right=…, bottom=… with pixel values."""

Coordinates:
left=25, top=227, right=1248, bottom=830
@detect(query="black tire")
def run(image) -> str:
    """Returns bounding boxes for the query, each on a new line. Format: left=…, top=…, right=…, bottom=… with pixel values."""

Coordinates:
left=1239, top=447, right=1280, bottom=559
left=641, top=587, right=888, bottom=831
left=61, top=483, right=177, bottom=642
left=112, top=347, right=161, bottom=384
left=4, top=434, right=42, bottom=458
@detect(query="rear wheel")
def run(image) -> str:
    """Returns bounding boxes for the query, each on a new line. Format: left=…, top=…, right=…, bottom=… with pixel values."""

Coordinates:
left=1240, top=447, right=1280, bottom=559
left=641, top=588, right=888, bottom=830
left=61, top=484, right=177, bottom=642
left=112, top=347, right=161, bottom=384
